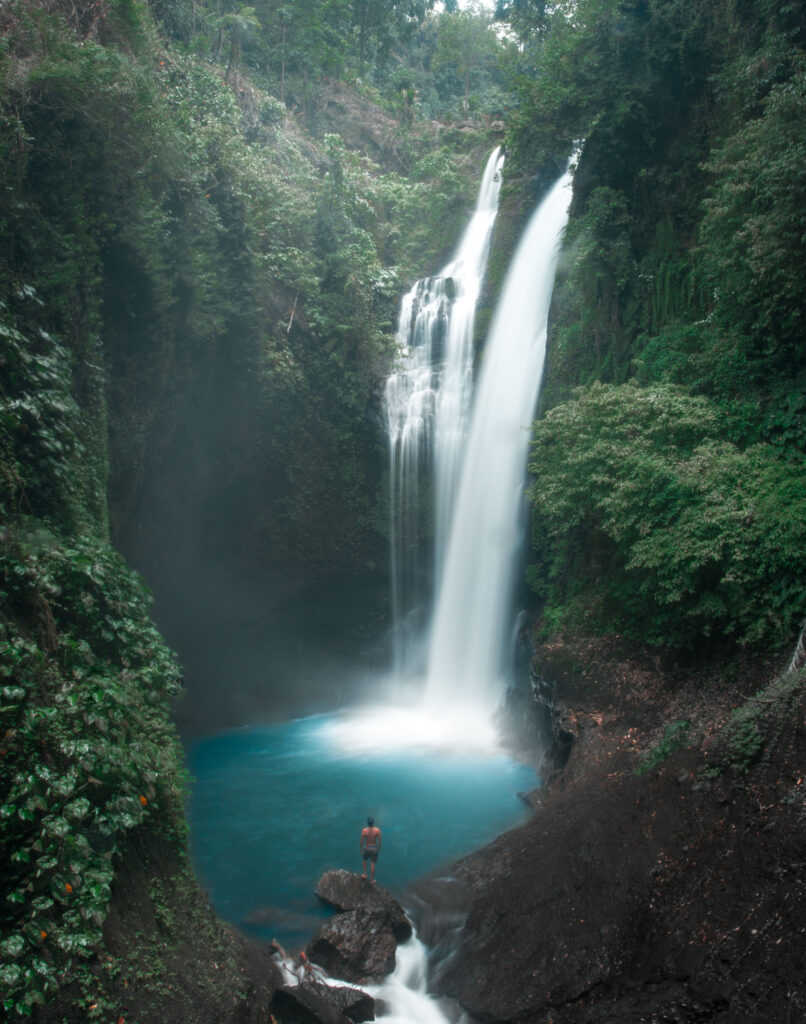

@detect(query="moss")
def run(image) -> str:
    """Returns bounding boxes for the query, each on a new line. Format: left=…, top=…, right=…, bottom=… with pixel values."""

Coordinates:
left=706, top=667, right=806, bottom=778
left=635, top=720, right=691, bottom=775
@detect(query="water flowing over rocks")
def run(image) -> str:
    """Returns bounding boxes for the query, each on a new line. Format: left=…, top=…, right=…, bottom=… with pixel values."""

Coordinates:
left=308, top=871, right=413, bottom=983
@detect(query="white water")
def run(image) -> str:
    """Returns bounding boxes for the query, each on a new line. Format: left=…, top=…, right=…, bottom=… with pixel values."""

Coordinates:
left=278, top=933, right=457, bottom=1024
left=385, top=147, right=504, bottom=675
left=368, top=936, right=457, bottom=1024
left=385, top=155, right=574, bottom=715
left=424, top=166, right=574, bottom=711
left=261, top=166, right=576, bottom=1024
left=338, top=161, right=574, bottom=756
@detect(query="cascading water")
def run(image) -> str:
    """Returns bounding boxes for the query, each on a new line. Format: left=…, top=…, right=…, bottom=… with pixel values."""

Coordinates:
left=333, top=159, right=575, bottom=752
left=385, top=146, right=504, bottom=675
left=424, top=165, right=575, bottom=712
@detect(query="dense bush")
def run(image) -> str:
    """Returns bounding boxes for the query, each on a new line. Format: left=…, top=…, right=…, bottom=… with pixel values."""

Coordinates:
left=528, top=383, right=806, bottom=648
left=0, top=528, right=184, bottom=1017
left=700, top=63, right=806, bottom=370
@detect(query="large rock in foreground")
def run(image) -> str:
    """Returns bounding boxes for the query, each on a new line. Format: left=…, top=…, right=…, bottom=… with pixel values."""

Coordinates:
left=320, top=982, right=376, bottom=1021
left=419, top=638, right=806, bottom=1024
left=314, top=869, right=412, bottom=942
left=308, top=908, right=398, bottom=983
left=270, top=981, right=375, bottom=1024
left=308, top=871, right=413, bottom=983
left=270, top=984, right=353, bottom=1024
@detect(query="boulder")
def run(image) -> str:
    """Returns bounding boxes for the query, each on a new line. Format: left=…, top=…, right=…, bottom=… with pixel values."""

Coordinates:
left=324, top=984, right=376, bottom=1022
left=307, top=908, right=398, bottom=984
left=270, top=982, right=374, bottom=1024
left=314, top=869, right=412, bottom=942
left=270, top=984, right=352, bottom=1024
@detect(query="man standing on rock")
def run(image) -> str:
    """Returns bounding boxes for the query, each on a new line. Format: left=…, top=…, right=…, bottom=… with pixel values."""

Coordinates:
left=360, top=816, right=381, bottom=882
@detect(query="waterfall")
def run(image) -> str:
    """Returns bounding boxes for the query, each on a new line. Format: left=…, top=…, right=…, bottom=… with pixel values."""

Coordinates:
left=385, top=147, right=504, bottom=675
left=424, top=166, right=574, bottom=711
left=347, top=159, right=573, bottom=752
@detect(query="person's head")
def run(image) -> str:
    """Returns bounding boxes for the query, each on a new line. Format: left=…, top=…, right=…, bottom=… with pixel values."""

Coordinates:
left=367, top=816, right=374, bottom=827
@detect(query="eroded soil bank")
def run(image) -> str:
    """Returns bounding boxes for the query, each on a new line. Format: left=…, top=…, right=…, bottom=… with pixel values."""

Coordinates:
left=416, top=638, right=806, bottom=1024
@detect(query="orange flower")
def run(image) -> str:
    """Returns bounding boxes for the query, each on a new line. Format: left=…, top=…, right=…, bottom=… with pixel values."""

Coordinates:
left=139, top=795, right=148, bottom=805
left=64, top=882, right=73, bottom=893
left=40, top=930, right=47, bottom=940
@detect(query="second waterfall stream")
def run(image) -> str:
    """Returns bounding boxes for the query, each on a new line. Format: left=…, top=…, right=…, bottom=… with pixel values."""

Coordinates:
left=385, top=145, right=505, bottom=677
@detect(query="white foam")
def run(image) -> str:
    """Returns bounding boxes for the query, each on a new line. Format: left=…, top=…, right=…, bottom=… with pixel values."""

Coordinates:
left=316, top=703, right=500, bottom=757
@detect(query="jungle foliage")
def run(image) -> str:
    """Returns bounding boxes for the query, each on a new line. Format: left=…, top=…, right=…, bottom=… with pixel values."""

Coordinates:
left=149, top=0, right=514, bottom=123
left=0, top=0, right=506, bottom=1016
left=0, top=529, right=184, bottom=1017
left=0, top=0, right=499, bottom=576
left=528, top=384, right=806, bottom=648
left=503, top=0, right=806, bottom=652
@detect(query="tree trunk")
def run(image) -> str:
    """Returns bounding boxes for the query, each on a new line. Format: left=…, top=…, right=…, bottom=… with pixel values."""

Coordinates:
left=281, top=25, right=286, bottom=105
left=358, top=0, right=368, bottom=71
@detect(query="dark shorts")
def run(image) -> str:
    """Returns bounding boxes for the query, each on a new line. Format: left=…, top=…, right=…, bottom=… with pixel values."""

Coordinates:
left=362, top=847, right=379, bottom=863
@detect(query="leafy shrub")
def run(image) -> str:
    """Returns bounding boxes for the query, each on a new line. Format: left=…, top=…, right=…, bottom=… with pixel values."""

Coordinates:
left=0, top=299, right=94, bottom=533
left=0, top=526, right=184, bottom=1018
left=528, top=382, right=806, bottom=648
left=701, top=63, right=806, bottom=366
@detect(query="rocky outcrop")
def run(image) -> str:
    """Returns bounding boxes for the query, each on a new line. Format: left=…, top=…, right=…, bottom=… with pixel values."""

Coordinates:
left=308, top=870, right=412, bottom=983
left=321, top=984, right=376, bottom=1022
left=314, top=869, right=412, bottom=942
left=270, top=976, right=375, bottom=1024
left=419, top=638, right=806, bottom=1024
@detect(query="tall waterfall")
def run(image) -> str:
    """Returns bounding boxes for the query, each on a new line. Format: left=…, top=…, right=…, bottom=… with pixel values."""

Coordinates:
left=424, top=166, right=574, bottom=711
left=385, top=147, right=504, bottom=674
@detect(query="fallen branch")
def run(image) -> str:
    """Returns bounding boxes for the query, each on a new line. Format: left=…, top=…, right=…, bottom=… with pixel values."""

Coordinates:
left=786, top=618, right=806, bottom=676
left=286, top=291, right=299, bottom=334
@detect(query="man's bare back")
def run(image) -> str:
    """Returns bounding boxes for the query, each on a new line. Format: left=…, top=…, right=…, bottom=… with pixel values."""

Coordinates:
left=360, top=817, right=381, bottom=880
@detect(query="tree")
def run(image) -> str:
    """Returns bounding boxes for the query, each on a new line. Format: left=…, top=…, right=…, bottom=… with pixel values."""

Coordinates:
left=217, top=5, right=261, bottom=83
left=352, top=0, right=432, bottom=71
left=700, top=65, right=806, bottom=369
left=432, top=6, right=503, bottom=111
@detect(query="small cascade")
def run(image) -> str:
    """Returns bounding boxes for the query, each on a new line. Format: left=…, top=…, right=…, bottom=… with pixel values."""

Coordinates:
left=385, top=147, right=504, bottom=675
left=368, top=936, right=455, bottom=1024
left=424, top=166, right=574, bottom=711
